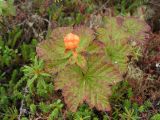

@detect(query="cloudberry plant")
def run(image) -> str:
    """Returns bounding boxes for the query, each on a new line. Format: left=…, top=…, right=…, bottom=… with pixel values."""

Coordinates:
left=36, top=16, right=150, bottom=112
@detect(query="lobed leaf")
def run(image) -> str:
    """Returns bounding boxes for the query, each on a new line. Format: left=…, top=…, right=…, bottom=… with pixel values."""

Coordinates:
left=97, top=16, right=129, bottom=44
left=36, top=26, right=94, bottom=73
left=104, top=39, right=132, bottom=72
left=96, top=16, right=150, bottom=72
left=55, top=54, right=122, bottom=112
left=97, top=16, right=150, bottom=44
left=121, top=17, right=151, bottom=42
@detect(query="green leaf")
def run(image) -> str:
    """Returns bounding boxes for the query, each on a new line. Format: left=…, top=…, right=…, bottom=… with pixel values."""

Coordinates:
left=21, top=117, right=28, bottom=120
left=97, top=17, right=123, bottom=43
left=37, top=79, right=48, bottom=96
left=104, top=39, right=131, bottom=72
left=0, top=0, right=16, bottom=16
left=122, top=17, right=150, bottom=42
left=55, top=54, right=122, bottom=112
left=39, top=102, right=51, bottom=113
left=151, top=114, right=160, bottom=120
left=97, top=16, right=150, bottom=44
left=67, top=54, right=86, bottom=69
left=30, top=104, right=36, bottom=114
left=36, top=26, right=94, bottom=73
left=97, top=16, right=150, bottom=71
left=48, top=108, right=59, bottom=120
left=27, top=75, right=37, bottom=88
left=138, top=105, right=145, bottom=113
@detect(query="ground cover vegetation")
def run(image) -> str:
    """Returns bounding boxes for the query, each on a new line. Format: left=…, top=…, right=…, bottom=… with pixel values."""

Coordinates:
left=0, top=0, right=160, bottom=120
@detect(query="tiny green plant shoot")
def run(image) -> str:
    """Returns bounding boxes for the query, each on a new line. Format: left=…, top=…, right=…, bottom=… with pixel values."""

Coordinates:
left=22, top=57, right=51, bottom=96
left=36, top=16, right=150, bottom=112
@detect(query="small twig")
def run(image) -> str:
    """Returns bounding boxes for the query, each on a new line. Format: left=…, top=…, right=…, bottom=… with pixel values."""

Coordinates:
left=88, top=0, right=110, bottom=28
left=92, top=0, right=110, bottom=15
left=18, top=86, right=29, bottom=120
